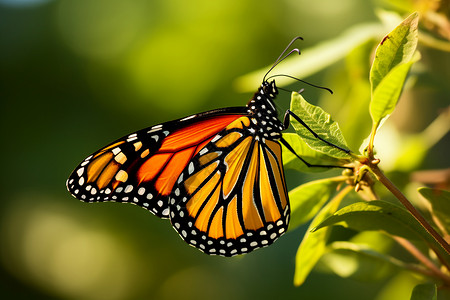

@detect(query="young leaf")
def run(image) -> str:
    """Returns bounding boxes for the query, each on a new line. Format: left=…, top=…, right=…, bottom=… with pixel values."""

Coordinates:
left=282, top=133, right=346, bottom=172
left=370, top=12, right=419, bottom=93
left=369, top=11, right=419, bottom=129
left=288, top=178, right=340, bottom=231
left=289, top=92, right=351, bottom=159
left=293, top=187, right=349, bottom=286
left=418, top=187, right=450, bottom=233
left=314, top=200, right=450, bottom=265
left=370, top=54, right=420, bottom=127
left=410, top=283, right=437, bottom=300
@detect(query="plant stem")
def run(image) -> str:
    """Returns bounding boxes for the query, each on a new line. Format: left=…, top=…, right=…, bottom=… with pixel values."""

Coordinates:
left=367, top=122, right=378, bottom=156
left=370, top=164, right=450, bottom=264
left=393, top=236, right=450, bottom=285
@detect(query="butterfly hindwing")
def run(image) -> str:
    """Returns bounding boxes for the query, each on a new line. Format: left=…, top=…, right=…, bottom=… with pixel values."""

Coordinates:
left=66, top=109, right=247, bottom=218
left=169, top=116, right=290, bottom=256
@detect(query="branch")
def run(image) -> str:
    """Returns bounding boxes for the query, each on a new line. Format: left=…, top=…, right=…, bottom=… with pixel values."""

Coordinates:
left=370, top=164, right=450, bottom=268
left=393, top=236, right=450, bottom=285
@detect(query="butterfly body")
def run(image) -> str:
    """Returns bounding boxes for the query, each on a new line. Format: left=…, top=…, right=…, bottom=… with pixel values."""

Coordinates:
left=67, top=80, right=289, bottom=257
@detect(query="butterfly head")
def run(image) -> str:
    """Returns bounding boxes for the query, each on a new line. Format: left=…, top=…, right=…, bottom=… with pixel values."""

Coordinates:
left=247, top=80, right=279, bottom=114
left=261, top=80, right=278, bottom=99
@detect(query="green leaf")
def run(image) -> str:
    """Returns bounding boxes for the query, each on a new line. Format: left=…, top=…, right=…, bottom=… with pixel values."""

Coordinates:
left=289, top=92, right=351, bottom=159
left=320, top=241, right=403, bottom=281
left=314, top=200, right=450, bottom=265
left=369, top=55, right=419, bottom=127
left=418, top=188, right=450, bottom=233
left=369, top=12, right=419, bottom=128
left=314, top=200, right=422, bottom=239
left=370, top=12, right=419, bottom=93
left=288, top=178, right=340, bottom=231
left=410, top=283, right=437, bottom=300
left=293, top=189, right=346, bottom=286
left=281, top=133, right=345, bottom=172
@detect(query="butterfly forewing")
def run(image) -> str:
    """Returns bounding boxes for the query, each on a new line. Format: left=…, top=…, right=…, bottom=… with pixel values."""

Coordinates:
left=66, top=110, right=246, bottom=218
left=169, top=115, right=289, bottom=257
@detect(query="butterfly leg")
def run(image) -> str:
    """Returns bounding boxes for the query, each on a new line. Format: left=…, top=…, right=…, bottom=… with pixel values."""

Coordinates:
left=282, top=109, right=350, bottom=154
left=279, top=137, right=348, bottom=169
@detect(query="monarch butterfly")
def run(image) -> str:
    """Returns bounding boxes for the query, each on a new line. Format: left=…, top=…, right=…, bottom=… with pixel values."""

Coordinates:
left=66, top=37, right=346, bottom=256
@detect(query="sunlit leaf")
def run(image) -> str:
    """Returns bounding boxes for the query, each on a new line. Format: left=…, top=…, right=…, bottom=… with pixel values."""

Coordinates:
left=289, top=92, right=352, bottom=159
left=369, top=11, right=419, bottom=128
left=314, top=200, right=450, bottom=265
left=288, top=178, right=340, bottom=231
left=369, top=55, right=419, bottom=127
left=418, top=188, right=450, bottom=233
left=281, top=133, right=344, bottom=172
left=370, top=12, right=419, bottom=93
left=410, top=283, right=437, bottom=300
left=293, top=189, right=347, bottom=286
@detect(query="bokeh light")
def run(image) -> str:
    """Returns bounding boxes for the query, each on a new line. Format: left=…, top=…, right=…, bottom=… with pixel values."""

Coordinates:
left=1, top=195, right=145, bottom=300
left=56, top=0, right=144, bottom=60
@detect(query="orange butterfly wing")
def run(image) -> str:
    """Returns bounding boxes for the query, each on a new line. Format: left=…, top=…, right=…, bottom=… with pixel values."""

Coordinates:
left=169, top=116, right=289, bottom=256
left=66, top=109, right=246, bottom=218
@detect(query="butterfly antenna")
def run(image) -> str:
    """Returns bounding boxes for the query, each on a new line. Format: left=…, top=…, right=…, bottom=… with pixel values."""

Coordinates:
left=266, top=74, right=333, bottom=94
left=263, top=36, right=303, bottom=82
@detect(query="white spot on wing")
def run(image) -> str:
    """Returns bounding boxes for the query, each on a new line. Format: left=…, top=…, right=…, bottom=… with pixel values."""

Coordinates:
left=148, top=125, right=162, bottom=133
left=199, top=147, right=209, bottom=156
left=180, top=115, right=196, bottom=121
left=211, top=135, right=221, bottom=143
left=125, top=185, right=133, bottom=193
left=188, top=162, right=194, bottom=174
left=112, top=147, right=121, bottom=155
left=127, top=136, right=138, bottom=142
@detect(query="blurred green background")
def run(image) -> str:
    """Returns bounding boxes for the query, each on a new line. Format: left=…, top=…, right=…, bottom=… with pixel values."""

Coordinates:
left=1, top=0, right=448, bottom=299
